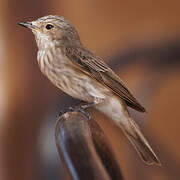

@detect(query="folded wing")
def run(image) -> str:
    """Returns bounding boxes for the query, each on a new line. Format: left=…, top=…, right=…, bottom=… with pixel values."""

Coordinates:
left=66, top=46, right=146, bottom=113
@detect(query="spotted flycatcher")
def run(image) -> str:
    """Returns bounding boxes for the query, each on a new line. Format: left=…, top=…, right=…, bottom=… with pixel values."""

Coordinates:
left=18, top=15, right=161, bottom=165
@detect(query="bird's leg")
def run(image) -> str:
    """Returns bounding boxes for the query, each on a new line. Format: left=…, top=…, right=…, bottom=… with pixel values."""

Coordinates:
left=79, top=102, right=95, bottom=109
left=58, top=102, right=96, bottom=120
left=59, top=98, right=103, bottom=119
left=69, top=102, right=96, bottom=120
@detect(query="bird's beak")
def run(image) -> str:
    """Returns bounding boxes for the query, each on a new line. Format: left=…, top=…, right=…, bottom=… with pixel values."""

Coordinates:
left=18, top=21, right=37, bottom=30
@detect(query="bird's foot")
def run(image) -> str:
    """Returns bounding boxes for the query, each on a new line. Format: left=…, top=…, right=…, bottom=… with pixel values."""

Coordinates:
left=58, top=107, right=72, bottom=117
left=79, top=102, right=95, bottom=109
left=58, top=102, right=94, bottom=120
left=69, top=106, right=91, bottom=120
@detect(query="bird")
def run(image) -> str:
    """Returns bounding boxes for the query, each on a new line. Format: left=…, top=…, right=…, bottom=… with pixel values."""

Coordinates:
left=18, top=15, right=161, bottom=166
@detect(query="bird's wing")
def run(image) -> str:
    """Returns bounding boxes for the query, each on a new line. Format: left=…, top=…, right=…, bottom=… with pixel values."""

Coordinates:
left=66, top=47, right=146, bottom=112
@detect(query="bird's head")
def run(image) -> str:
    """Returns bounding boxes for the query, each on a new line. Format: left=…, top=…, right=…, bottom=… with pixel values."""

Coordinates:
left=18, top=15, right=81, bottom=49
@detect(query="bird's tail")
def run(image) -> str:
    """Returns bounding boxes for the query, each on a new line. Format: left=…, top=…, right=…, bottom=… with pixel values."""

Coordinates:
left=96, top=97, right=161, bottom=166
left=121, top=116, right=161, bottom=165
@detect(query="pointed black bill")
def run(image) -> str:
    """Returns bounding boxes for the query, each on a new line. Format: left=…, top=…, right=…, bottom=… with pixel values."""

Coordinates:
left=18, top=22, right=36, bottom=29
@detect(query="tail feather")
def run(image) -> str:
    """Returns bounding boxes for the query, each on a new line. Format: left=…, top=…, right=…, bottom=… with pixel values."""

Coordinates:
left=122, top=118, right=161, bottom=165
left=96, top=97, right=161, bottom=166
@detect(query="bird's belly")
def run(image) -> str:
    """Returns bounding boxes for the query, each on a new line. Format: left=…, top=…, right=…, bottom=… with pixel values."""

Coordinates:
left=46, top=66, right=109, bottom=102
left=37, top=49, right=109, bottom=102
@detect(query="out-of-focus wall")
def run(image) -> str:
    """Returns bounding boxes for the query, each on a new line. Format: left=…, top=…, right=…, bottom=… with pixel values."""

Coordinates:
left=55, top=0, right=180, bottom=54
left=0, top=0, right=60, bottom=180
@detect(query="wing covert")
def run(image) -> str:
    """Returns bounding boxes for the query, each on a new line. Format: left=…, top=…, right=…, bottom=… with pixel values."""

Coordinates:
left=66, top=46, right=146, bottom=112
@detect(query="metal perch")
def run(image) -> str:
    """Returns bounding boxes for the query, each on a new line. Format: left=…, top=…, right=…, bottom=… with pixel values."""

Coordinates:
left=55, top=111, right=123, bottom=180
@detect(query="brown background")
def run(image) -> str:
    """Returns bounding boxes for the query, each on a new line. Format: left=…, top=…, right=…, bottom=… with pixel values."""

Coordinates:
left=0, top=0, right=180, bottom=179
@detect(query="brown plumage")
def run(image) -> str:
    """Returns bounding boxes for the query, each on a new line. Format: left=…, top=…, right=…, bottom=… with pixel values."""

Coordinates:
left=66, top=46, right=146, bottom=112
left=18, top=15, right=161, bottom=166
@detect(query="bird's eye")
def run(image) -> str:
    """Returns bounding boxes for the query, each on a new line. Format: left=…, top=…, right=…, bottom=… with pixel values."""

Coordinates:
left=45, top=24, right=54, bottom=30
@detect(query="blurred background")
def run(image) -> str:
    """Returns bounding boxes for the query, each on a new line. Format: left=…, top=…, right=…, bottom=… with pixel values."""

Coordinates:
left=0, top=0, right=180, bottom=179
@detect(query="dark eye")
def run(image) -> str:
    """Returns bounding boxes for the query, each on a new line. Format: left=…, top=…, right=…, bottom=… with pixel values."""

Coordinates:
left=46, top=24, right=54, bottom=30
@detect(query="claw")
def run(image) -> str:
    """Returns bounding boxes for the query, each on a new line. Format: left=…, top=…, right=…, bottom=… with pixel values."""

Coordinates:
left=78, top=108, right=91, bottom=120
left=58, top=107, right=70, bottom=117
left=69, top=106, right=91, bottom=120
left=58, top=102, right=94, bottom=120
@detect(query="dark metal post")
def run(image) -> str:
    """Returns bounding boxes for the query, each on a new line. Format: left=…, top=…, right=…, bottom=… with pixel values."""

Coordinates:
left=55, top=111, right=123, bottom=180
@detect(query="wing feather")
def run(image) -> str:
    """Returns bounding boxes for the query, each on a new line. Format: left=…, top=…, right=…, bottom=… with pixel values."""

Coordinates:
left=66, top=46, right=146, bottom=112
